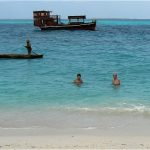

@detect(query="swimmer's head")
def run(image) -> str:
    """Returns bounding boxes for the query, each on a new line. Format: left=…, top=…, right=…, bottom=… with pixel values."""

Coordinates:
left=113, top=73, right=118, bottom=80
left=77, top=73, right=81, bottom=79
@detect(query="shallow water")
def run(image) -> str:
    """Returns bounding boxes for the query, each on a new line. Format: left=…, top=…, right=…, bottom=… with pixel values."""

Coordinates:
left=0, top=19, right=150, bottom=128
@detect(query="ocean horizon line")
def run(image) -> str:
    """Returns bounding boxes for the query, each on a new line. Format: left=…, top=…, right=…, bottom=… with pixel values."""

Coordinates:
left=1, top=18, right=150, bottom=20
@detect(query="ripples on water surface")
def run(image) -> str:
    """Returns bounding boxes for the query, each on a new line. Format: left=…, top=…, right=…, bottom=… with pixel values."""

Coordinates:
left=0, top=19, right=150, bottom=115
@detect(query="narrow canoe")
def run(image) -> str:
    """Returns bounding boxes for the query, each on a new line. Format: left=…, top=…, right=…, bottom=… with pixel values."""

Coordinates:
left=0, top=54, right=43, bottom=59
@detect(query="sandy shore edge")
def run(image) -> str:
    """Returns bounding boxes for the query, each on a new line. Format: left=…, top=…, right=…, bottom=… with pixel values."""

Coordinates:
left=0, top=135, right=150, bottom=149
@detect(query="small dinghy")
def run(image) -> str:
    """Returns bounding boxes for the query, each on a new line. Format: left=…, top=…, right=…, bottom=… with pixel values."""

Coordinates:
left=0, top=54, right=43, bottom=59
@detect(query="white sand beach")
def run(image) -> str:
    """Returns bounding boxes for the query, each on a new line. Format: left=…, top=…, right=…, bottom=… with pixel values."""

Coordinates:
left=0, top=114, right=150, bottom=149
left=0, top=135, right=150, bottom=149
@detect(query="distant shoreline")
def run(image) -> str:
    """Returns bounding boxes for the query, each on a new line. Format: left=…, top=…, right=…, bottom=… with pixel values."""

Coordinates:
left=1, top=18, right=150, bottom=21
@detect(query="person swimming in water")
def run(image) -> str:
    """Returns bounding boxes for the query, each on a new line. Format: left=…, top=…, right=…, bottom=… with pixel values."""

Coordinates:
left=25, top=40, right=32, bottom=55
left=112, top=73, right=120, bottom=85
left=74, top=73, right=83, bottom=85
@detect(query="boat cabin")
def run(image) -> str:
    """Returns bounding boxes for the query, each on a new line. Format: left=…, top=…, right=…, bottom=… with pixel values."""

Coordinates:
left=68, top=16, right=86, bottom=24
left=33, top=11, right=60, bottom=27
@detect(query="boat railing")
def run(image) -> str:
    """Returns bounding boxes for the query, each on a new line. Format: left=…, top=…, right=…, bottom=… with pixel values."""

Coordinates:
left=50, top=15, right=59, bottom=19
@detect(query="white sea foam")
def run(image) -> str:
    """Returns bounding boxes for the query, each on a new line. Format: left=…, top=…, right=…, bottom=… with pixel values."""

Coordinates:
left=59, top=103, right=150, bottom=115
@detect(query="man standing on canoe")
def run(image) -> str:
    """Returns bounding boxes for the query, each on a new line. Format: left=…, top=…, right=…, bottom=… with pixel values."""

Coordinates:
left=25, top=40, right=32, bottom=55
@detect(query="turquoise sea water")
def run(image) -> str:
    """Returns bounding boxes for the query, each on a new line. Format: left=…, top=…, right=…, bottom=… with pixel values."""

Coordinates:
left=0, top=19, right=150, bottom=125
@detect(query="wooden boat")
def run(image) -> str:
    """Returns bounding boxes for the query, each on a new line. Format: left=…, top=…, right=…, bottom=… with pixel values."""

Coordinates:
left=40, top=23, right=96, bottom=30
left=33, top=11, right=96, bottom=31
left=0, top=54, right=43, bottom=59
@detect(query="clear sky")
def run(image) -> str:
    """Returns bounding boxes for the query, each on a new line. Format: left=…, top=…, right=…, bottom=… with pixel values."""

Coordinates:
left=0, top=1, right=150, bottom=19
